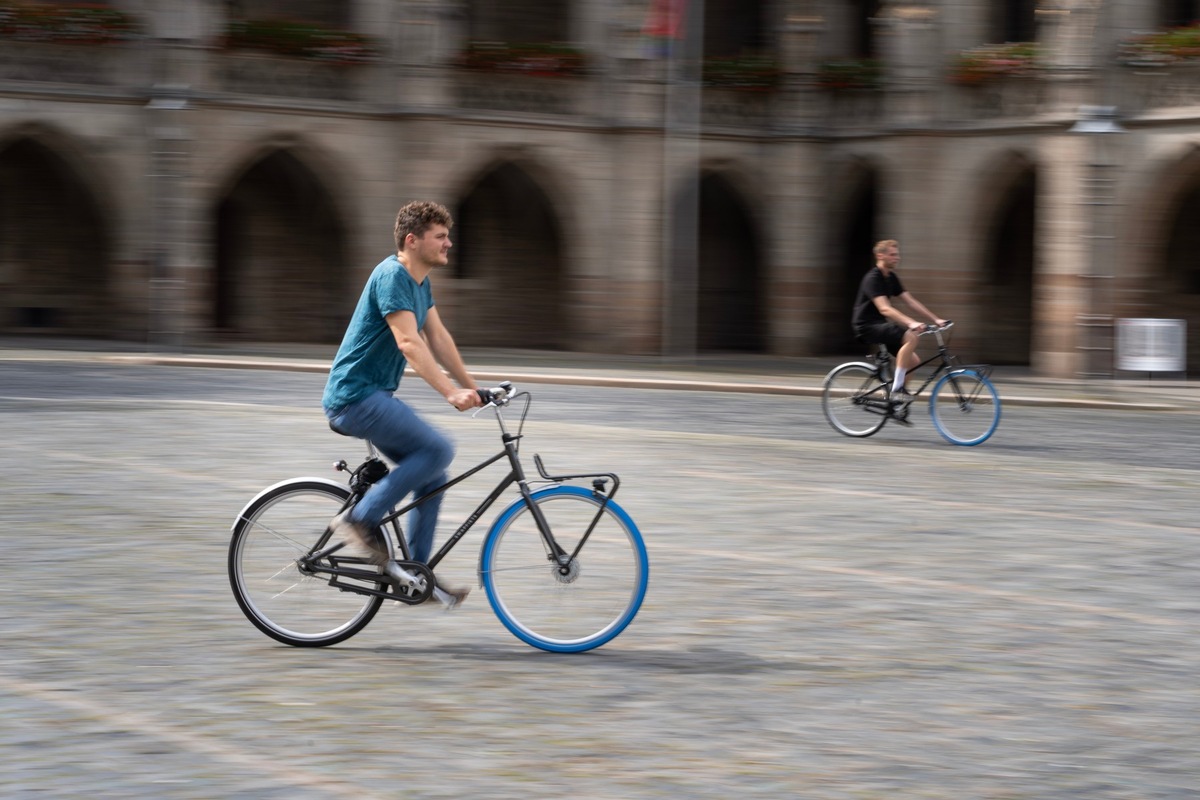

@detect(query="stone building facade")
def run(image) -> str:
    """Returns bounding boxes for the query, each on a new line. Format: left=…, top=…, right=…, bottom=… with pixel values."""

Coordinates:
left=2, top=0, right=1200, bottom=376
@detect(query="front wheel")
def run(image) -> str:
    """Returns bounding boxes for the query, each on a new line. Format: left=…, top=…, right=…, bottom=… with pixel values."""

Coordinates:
left=822, top=362, right=889, bottom=438
left=229, top=479, right=386, bottom=647
left=480, top=485, right=649, bottom=653
left=929, top=370, right=1001, bottom=446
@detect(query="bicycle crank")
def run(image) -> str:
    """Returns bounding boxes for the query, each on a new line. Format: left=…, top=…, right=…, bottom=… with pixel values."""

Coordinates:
left=385, top=560, right=435, bottom=605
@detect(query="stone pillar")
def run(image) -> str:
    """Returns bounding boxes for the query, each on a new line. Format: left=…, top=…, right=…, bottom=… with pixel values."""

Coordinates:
left=875, top=2, right=937, bottom=125
left=777, top=2, right=824, bottom=129
left=142, top=0, right=217, bottom=346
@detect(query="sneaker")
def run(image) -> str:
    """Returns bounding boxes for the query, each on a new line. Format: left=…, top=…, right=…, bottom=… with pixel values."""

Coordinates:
left=433, top=583, right=470, bottom=610
left=890, top=386, right=913, bottom=406
left=330, top=511, right=388, bottom=565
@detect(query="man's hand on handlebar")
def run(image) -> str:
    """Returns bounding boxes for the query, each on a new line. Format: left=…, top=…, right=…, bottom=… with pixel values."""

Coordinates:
left=474, top=381, right=515, bottom=408
left=448, top=387, right=482, bottom=411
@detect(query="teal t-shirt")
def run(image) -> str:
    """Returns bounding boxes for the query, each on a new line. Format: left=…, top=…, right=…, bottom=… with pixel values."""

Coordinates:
left=322, top=255, right=434, bottom=412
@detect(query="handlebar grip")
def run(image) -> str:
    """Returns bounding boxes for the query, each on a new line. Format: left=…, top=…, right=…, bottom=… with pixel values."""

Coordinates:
left=478, top=381, right=514, bottom=406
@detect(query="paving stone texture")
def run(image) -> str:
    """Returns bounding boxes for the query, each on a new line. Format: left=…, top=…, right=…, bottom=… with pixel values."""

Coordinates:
left=1, top=361, right=1198, bottom=799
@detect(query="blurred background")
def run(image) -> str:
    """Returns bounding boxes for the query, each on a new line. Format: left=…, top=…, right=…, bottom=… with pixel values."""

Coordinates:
left=1, top=0, right=1199, bottom=377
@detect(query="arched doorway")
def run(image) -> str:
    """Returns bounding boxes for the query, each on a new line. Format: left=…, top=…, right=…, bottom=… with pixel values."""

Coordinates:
left=694, top=171, right=765, bottom=352
left=213, top=149, right=348, bottom=343
left=0, top=138, right=111, bottom=335
left=1159, top=170, right=1200, bottom=375
left=453, top=161, right=567, bottom=348
left=822, top=163, right=879, bottom=355
left=979, top=162, right=1037, bottom=365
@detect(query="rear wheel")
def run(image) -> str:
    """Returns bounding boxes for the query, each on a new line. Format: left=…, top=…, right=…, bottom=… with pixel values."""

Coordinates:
left=822, top=363, right=889, bottom=437
left=229, top=480, right=385, bottom=647
left=929, top=370, right=1001, bottom=446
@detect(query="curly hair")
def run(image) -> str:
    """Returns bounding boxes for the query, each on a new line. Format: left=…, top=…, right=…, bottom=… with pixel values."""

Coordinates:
left=394, top=201, right=454, bottom=252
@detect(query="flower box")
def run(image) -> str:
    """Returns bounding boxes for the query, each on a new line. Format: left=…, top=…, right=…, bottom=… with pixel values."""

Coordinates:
left=0, top=1, right=140, bottom=45
left=949, top=42, right=1037, bottom=86
left=455, top=41, right=588, bottom=78
left=1119, top=24, right=1200, bottom=67
left=220, top=18, right=378, bottom=66
left=815, top=59, right=882, bottom=91
left=702, top=55, right=782, bottom=91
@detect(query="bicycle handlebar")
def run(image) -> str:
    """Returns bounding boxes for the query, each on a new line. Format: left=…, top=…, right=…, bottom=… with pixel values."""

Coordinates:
left=917, top=321, right=953, bottom=335
left=477, top=381, right=515, bottom=407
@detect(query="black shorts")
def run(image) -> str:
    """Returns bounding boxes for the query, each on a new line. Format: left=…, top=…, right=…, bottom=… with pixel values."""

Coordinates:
left=855, top=322, right=907, bottom=356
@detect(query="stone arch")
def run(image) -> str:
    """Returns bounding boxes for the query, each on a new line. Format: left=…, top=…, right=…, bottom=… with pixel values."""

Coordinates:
left=972, top=150, right=1038, bottom=365
left=210, top=143, right=351, bottom=343
left=821, top=155, right=882, bottom=354
left=0, top=126, right=116, bottom=336
left=449, top=158, right=569, bottom=348
left=1146, top=145, right=1200, bottom=374
left=688, top=167, right=767, bottom=352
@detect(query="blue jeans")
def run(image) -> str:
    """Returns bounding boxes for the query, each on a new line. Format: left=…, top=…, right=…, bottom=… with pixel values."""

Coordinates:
left=326, top=390, right=454, bottom=563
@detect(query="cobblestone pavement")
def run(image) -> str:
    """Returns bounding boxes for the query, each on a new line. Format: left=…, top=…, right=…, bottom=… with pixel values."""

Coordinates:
left=1, top=362, right=1198, bottom=799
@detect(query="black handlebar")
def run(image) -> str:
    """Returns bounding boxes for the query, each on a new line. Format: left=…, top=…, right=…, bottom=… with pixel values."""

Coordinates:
left=918, top=321, right=953, bottom=335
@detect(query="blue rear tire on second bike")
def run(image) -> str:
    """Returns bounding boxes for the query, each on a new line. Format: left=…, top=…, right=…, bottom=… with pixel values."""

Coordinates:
left=928, top=369, right=1001, bottom=446
left=480, top=485, right=649, bottom=653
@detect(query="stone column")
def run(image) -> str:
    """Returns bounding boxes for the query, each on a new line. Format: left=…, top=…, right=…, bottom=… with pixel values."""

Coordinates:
left=143, top=0, right=216, bottom=347
left=875, top=2, right=937, bottom=125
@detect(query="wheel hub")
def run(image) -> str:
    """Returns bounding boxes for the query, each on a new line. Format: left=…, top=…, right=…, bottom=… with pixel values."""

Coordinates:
left=552, top=557, right=580, bottom=584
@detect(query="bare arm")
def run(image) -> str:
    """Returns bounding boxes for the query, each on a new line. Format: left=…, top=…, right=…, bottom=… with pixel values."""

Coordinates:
left=871, top=295, right=918, bottom=329
left=898, top=292, right=948, bottom=327
left=386, top=309, right=480, bottom=410
left=421, top=306, right=478, bottom=393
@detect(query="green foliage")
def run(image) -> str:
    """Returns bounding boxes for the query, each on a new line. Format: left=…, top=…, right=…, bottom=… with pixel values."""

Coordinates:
left=222, top=17, right=378, bottom=65
left=1119, top=24, right=1200, bottom=66
left=0, top=1, right=140, bottom=44
left=815, top=59, right=882, bottom=91
left=702, top=55, right=782, bottom=91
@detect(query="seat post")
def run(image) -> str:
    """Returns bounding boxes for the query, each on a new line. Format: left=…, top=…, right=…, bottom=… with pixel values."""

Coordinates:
left=875, top=345, right=892, bottom=382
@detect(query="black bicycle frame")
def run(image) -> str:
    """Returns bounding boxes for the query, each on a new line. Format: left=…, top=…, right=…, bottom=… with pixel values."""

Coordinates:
left=301, top=395, right=620, bottom=594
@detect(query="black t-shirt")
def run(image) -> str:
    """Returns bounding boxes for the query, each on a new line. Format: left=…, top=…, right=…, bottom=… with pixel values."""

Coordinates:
left=852, top=267, right=905, bottom=329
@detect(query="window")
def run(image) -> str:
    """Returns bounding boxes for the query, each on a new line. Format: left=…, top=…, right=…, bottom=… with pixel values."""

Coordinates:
left=854, top=0, right=883, bottom=58
left=227, top=1, right=349, bottom=28
left=466, top=0, right=569, bottom=44
left=1162, top=0, right=1200, bottom=27
left=993, top=0, right=1036, bottom=43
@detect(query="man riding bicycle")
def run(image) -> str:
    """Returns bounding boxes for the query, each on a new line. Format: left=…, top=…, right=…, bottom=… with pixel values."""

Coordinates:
left=322, top=201, right=481, bottom=608
left=852, top=239, right=948, bottom=407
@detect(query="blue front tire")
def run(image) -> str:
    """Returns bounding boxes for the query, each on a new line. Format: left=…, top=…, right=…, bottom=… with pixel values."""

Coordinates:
left=480, top=485, right=648, bottom=653
left=929, top=370, right=1001, bottom=446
